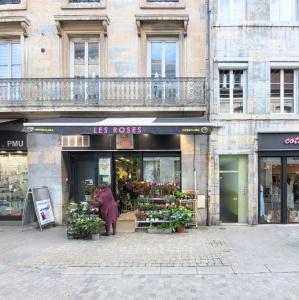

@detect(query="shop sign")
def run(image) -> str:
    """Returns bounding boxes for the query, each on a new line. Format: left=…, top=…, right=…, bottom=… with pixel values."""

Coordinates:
left=0, top=132, right=27, bottom=150
left=285, top=137, right=299, bottom=145
left=26, top=126, right=212, bottom=135
left=259, top=133, right=299, bottom=151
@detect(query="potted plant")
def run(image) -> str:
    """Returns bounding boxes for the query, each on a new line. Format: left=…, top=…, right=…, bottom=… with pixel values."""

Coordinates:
left=87, top=215, right=104, bottom=241
left=170, top=206, right=193, bottom=233
left=147, top=223, right=173, bottom=234
left=82, top=182, right=96, bottom=202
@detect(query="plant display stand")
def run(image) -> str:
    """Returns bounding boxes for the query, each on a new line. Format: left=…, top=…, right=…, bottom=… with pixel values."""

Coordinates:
left=178, top=199, right=198, bottom=228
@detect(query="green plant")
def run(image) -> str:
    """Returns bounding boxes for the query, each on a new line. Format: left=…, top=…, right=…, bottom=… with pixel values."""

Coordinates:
left=170, top=206, right=193, bottom=229
left=67, top=202, right=103, bottom=238
left=82, top=182, right=96, bottom=195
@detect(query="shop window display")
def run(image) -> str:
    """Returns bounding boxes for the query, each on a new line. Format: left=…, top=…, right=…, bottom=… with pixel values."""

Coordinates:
left=287, top=157, right=299, bottom=223
left=0, top=153, right=28, bottom=220
left=143, top=156, right=180, bottom=185
left=259, top=158, right=281, bottom=223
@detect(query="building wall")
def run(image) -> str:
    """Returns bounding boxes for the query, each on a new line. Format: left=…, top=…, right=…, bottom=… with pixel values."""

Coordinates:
left=0, top=0, right=208, bottom=79
left=210, top=0, right=299, bottom=224
left=27, top=133, right=64, bottom=224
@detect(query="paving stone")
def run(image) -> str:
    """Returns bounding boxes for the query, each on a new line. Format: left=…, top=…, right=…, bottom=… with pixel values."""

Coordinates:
left=196, top=266, right=234, bottom=274
left=62, top=267, right=90, bottom=275
left=266, top=264, right=299, bottom=273
left=86, top=267, right=125, bottom=275
left=232, top=264, right=270, bottom=274
left=160, top=267, right=197, bottom=275
left=123, top=267, right=161, bottom=275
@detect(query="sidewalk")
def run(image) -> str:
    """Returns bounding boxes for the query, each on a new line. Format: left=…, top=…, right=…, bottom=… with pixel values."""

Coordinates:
left=1, top=225, right=299, bottom=299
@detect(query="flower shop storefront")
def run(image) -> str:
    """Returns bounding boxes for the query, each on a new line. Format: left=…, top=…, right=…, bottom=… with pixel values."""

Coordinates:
left=24, top=117, right=213, bottom=228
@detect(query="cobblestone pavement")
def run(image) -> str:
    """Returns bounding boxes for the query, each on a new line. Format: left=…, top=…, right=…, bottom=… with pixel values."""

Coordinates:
left=1, top=225, right=299, bottom=299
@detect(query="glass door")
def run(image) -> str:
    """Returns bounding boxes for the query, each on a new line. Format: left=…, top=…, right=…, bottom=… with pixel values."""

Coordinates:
left=70, top=39, right=100, bottom=102
left=114, top=155, right=142, bottom=213
left=148, top=40, right=179, bottom=103
left=219, top=155, right=248, bottom=223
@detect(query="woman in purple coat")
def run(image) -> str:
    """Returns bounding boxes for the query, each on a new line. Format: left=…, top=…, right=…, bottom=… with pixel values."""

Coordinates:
left=96, top=184, right=118, bottom=236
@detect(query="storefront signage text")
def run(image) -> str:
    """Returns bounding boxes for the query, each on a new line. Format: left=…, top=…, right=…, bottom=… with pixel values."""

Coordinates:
left=7, top=140, right=24, bottom=148
left=93, top=126, right=142, bottom=135
left=284, top=137, right=299, bottom=145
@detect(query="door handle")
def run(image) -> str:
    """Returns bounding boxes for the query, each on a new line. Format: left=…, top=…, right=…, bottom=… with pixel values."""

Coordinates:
left=233, top=197, right=238, bottom=201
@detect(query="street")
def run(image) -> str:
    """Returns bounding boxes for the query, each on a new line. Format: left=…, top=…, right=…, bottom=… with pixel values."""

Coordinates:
left=1, top=225, right=299, bottom=299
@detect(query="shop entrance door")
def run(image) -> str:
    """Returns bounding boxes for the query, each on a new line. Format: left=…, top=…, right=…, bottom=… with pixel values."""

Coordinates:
left=114, top=155, right=142, bottom=213
left=220, top=172, right=239, bottom=222
left=219, top=155, right=248, bottom=223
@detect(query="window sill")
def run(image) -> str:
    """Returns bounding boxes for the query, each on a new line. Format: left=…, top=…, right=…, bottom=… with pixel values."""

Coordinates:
left=140, top=0, right=185, bottom=9
left=61, top=0, right=106, bottom=9
left=214, top=21, right=299, bottom=28
left=0, top=0, right=26, bottom=11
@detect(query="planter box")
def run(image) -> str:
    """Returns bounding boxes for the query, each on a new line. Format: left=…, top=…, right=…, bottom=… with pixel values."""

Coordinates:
left=147, top=228, right=172, bottom=234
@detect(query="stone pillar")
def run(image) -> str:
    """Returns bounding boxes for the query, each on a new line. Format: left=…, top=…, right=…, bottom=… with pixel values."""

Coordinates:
left=27, top=133, right=64, bottom=224
left=180, top=135, right=208, bottom=225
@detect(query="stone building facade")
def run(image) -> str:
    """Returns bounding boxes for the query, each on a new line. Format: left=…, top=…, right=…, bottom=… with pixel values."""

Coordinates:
left=209, top=0, right=299, bottom=224
left=0, top=0, right=210, bottom=225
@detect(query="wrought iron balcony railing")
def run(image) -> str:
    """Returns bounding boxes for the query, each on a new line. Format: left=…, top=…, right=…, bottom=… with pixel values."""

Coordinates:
left=0, top=77, right=206, bottom=108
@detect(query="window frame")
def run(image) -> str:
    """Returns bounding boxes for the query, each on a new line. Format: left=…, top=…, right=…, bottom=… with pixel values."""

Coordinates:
left=218, top=0, right=246, bottom=24
left=218, top=68, right=247, bottom=114
left=0, top=0, right=26, bottom=10
left=70, top=38, right=100, bottom=78
left=0, top=39, right=21, bottom=79
left=140, top=0, right=185, bottom=9
left=147, top=38, right=179, bottom=78
left=270, top=68, right=298, bottom=114
left=270, top=0, right=299, bottom=23
left=61, top=0, right=106, bottom=9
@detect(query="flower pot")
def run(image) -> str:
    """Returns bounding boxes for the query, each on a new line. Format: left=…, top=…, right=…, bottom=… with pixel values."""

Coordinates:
left=176, top=226, right=185, bottom=233
left=91, top=233, right=100, bottom=241
left=85, top=195, right=92, bottom=202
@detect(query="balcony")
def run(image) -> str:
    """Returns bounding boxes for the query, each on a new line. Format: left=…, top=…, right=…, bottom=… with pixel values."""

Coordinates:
left=0, top=77, right=206, bottom=113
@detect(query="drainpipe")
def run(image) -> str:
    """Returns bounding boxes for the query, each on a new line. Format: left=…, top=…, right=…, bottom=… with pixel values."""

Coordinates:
left=207, top=0, right=213, bottom=226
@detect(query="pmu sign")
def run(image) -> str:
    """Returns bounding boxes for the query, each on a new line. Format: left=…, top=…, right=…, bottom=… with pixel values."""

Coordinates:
left=0, top=132, right=27, bottom=150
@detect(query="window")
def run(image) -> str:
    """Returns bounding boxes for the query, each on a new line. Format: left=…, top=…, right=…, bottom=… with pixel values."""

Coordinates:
left=219, top=69, right=246, bottom=113
left=271, top=69, right=295, bottom=113
left=0, top=0, right=20, bottom=4
left=218, top=0, right=246, bottom=23
left=148, top=40, right=179, bottom=102
left=0, top=41, right=21, bottom=101
left=70, top=39, right=100, bottom=101
left=143, top=156, right=181, bottom=186
left=148, top=40, right=178, bottom=78
left=271, top=0, right=299, bottom=22
left=0, top=41, right=21, bottom=78
left=62, top=135, right=90, bottom=147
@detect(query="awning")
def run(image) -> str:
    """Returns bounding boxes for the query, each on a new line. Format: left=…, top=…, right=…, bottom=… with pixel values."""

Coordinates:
left=24, top=117, right=215, bottom=135
left=0, top=119, right=24, bottom=132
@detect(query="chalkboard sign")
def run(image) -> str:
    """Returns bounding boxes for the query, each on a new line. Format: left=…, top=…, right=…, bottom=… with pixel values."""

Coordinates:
left=22, top=187, right=55, bottom=231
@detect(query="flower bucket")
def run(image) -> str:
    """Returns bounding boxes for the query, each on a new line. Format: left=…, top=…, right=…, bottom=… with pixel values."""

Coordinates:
left=91, top=233, right=100, bottom=241
left=176, top=226, right=185, bottom=233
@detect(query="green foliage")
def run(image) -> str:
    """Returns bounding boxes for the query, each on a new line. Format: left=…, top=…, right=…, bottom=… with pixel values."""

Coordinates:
left=67, top=202, right=103, bottom=237
left=170, top=206, right=193, bottom=229
left=81, top=182, right=97, bottom=195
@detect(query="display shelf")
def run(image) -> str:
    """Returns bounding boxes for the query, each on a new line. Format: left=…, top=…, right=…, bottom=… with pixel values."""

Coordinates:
left=178, top=199, right=198, bottom=228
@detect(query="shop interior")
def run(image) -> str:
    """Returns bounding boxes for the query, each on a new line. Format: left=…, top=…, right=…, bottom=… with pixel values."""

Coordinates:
left=0, top=152, right=28, bottom=221
left=259, top=157, right=299, bottom=223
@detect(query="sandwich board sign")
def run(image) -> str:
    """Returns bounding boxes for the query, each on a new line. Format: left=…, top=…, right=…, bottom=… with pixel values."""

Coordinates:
left=22, top=186, right=55, bottom=231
